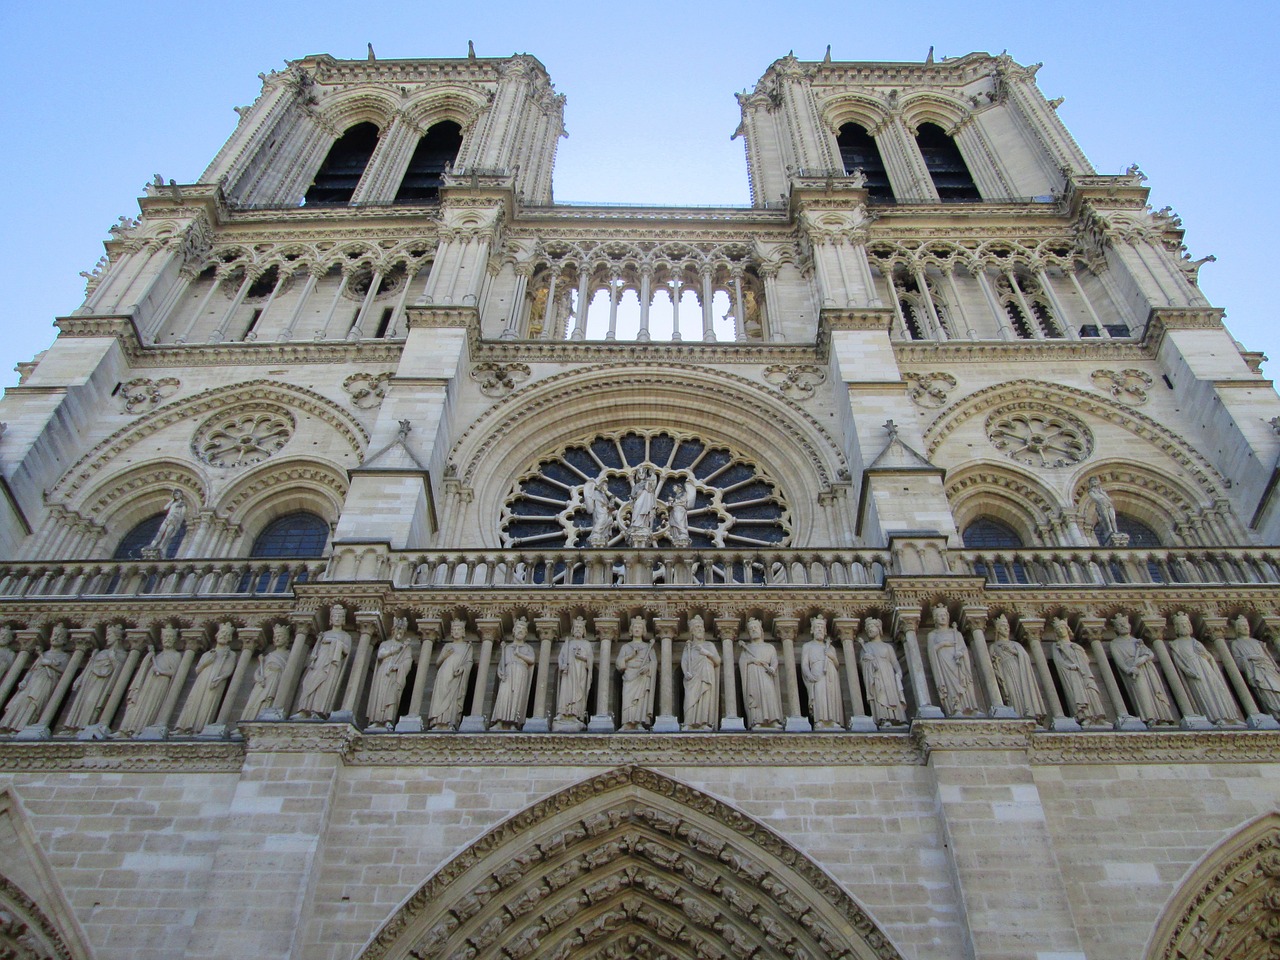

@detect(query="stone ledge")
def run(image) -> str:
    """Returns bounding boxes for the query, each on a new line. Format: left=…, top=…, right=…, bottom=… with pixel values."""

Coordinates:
left=0, top=740, right=243, bottom=773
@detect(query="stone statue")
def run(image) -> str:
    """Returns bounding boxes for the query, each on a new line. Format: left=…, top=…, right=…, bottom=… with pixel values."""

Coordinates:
left=1109, top=614, right=1175, bottom=724
left=738, top=618, right=783, bottom=730
left=242, top=624, right=291, bottom=721
left=366, top=617, right=413, bottom=728
left=988, top=615, right=1046, bottom=723
left=860, top=618, right=906, bottom=726
left=491, top=617, right=536, bottom=729
left=583, top=474, right=615, bottom=548
left=1087, top=477, right=1117, bottom=543
left=427, top=620, right=473, bottom=731
left=293, top=605, right=352, bottom=719
left=1169, top=612, right=1240, bottom=724
left=1229, top=615, right=1280, bottom=716
left=615, top=618, right=656, bottom=731
left=555, top=617, right=594, bottom=726
left=1050, top=618, right=1107, bottom=726
left=666, top=478, right=696, bottom=548
left=681, top=615, right=720, bottom=730
left=118, top=625, right=181, bottom=736
left=63, top=624, right=128, bottom=731
left=926, top=605, right=980, bottom=717
left=0, top=625, right=71, bottom=732
left=626, top=466, right=659, bottom=544
left=0, top=626, right=15, bottom=680
left=801, top=616, right=843, bottom=729
left=173, top=622, right=237, bottom=735
left=144, top=489, right=187, bottom=558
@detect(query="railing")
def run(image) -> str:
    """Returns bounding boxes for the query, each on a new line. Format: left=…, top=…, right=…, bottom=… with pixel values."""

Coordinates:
left=0, top=558, right=326, bottom=599
left=956, top=547, right=1280, bottom=588
left=325, top=547, right=892, bottom=589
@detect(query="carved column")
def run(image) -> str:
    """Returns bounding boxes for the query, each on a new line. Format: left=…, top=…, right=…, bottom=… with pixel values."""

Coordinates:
left=348, top=269, right=385, bottom=339
left=731, top=270, right=747, bottom=341
left=279, top=268, right=320, bottom=341
left=212, top=270, right=255, bottom=342
left=19, top=631, right=93, bottom=740
left=396, top=617, right=439, bottom=732
left=144, top=629, right=204, bottom=739
left=973, top=265, right=1013, bottom=340
left=91, top=629, right=151, bottom=738
left=0, top=632, right=38, bottom=715
left=1205, top=616, right=1277, bottom=730
left=700, top=268, right=716, bottom=341
left=714, top=616, right=745, bottom=732
left=264, top=619, right=313, bottom=722
left=943, top=265, right=974, bottom=339
left=569, top=265, right=590, bottom=340
left=1035, top=266, right=1076, bottom=339
left=524, top=618, right=559, bottom=732
left=963, top=607, right=1013, bottom=718
left=605, top=278, right=620, bottom=341
left=333, top=616, right=379, bottom=725
left=1143, top=616, right=1209, bottom=730
left=1020, top=620, right=1074, bottom=731
left=835, top=616, right=876, bottom=732
left=637, top=267, right=652, bottom=342
left=1079, top=616, right=1143, bottom=731
left=772, top=618, right=811, bottom=731
left=461, top=618, right=501, bottom=731
left=588, top=616, right=619, bottom=733
left=652, top=617, right=680, bottom=732
left=895, top=609, right=941, bottom=718
left=669, top=281, right=683, bottom=342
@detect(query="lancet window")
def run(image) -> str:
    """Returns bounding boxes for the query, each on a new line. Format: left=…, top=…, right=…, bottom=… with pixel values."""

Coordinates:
left=995, top=272, right=1063, bottom=339
left=394, top=121, right=463, bottom=202
left=890, top=268, right=953, bottom=341
left=112, top=513, right=186, bottom=560
left=835, top=123, right=893, bottom=200
left=304, top=122, right=380, bottom=205
left=250, top=511, right=330, bottom=558
left=915, top=122, right=981, bottom=202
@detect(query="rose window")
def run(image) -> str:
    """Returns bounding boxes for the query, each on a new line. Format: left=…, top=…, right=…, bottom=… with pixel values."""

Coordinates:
left=985, top=408, right=1092, bottom=468
left=193, top=408, right=295, bottom=468
left=501, top=430, right=790, bottom=549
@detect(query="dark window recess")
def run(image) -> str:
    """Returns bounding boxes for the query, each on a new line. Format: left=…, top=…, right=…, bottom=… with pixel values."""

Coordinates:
left=915, top=123, right=981, bottom=202
left=1105, top=324, right=1132, bottom=338
left=836, top=123, right=893, bottom=200
left=395, top=121, right=463, bottom=202
left=374, top=307, right=393, bottom=338
left=1079, top=325, right=1101, bottom=338
left=246, top=266, right=278, bottom=299
left=112, top=513, right=186, bottom=560
left=244, top=309, right=263, bottom=337
left=962, top=517, right=1024, bottom=549
left=304, top=122, right=380, bottom=205
left=250, top=512, right=330, bottom=559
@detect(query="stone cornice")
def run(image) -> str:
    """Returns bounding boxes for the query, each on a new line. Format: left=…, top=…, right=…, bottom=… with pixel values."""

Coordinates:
left=1141, top=306, right=1226, bottom=353
left=0, top=740, right=243, bottom=773
left=1029, top=731, right=1280, bottom=765
left=468, top=335, right=825, bottom=365
left=516, top=205, right=790, bottom=226
left=893, top=338, right=1150, bottom=364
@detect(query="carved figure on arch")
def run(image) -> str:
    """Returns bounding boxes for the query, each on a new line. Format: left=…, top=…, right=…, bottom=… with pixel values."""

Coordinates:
left=292, top=605, right=352, bottom=719
left=173, top=621, right=237, bottom=734
left=1087, top=477, right=1125, bottom=546
left=988, top=615, right=1046, bottom=723
left=1229, top=615, right=1280, bottom=716
left=366, top=617, right=413, bottom=728
left=1050, top=617, right=1107, bottom=726
left=1169, top=611, right=1241, bottom=725
left=241, top=624, right=291, bottom=721
left=681, top=615, right=721, bottom=730
left=860, top=617, right=907, bottom=726
left=117, top=625, right=181, bottom=736
left=1109, top=613, right=1175, bottom=725
left=491, top=617, right=536, bottom=729
left=664, top=477, right=696, bottom=548
left=926, top=605, right=980, bottom=717
left=142, top=489, right=187, bottom=559
left=625, top=466, right=659, bottom=546
left=0, top=625, right=71, bottom=732
left=801, top=616, right=843, bottom=729
left=583, top=473, right=616, bottom=548
left=427, top=620, right=473, bottom=731
left=738, top=618, right=783, bottom=730
left=62, top=624, right=128, bottom=732
left=555, top=617, right=593, bottom=729
left=615, top=618, right=656, bottom=731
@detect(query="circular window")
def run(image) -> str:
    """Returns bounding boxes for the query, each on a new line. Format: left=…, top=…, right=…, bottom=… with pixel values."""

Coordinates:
left=192, top=408, right=295, bottom=468
left=500, top=430, right=791, bottom=549
left=985, top=406, right=1093, bottom=468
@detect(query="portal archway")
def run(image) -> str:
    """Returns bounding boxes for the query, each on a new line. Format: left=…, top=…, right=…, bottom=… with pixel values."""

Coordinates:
left=359, top=766, right=902, bottom=960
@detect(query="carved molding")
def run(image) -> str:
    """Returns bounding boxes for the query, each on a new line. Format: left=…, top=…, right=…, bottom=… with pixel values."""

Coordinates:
left=0, top=742, right=243, bottom=773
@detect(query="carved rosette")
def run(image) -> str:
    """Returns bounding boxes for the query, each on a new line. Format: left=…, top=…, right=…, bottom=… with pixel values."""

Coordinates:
left=904, top=371, right=957, bottom=409
left=119, top=377, right=180, bottom=413
left=985, top=405, right=1092, bottom=468
left=1091, top=368, right=1152, bottom=405
left=192, top=407, right=295, bottom=468
left=762, top=364, right=826, bottom=400
left=342, top=372, right=392, bottom=410
left=471, top=362, right=532, bottom=398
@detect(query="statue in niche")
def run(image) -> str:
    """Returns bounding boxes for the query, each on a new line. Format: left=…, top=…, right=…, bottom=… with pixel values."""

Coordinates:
left=366, top=617, right=413, bottom=728
left=118, top=625, right=182, bottom=736
left=0, top=626, right=15, bottom=679
left=681, top=615, right=721, bottom=731
left=242, top=624, right=291, bottom=721
left=926, top=605, right=980, bottom=717
left=63, top=624, right=129, bottom=731
left=583, top=474, right=616, bottom=548
left=292, top=605, right=351, bottom=719
left=988, top=615, right=1046, bottom=723
left=738, top=618, right=783, bottom=730
left=491, top=617, right=536, bottom=729
left=665, top=478, right=696, bottom=548
left=142, top=489, right=187, bottom=559
left=801, top=616, right=843, bottom=729
left=1109, top=614, right=1175, bottom=724
left=1087, top=477, right=1122, bottom=545
left=1229, top=615, right=1280, bottom=716
left=1169, top=611, right=1241, bottom=724
left=616, top=618, right=656, bottom=731
left=555, top=617, right=594, bottom=728
left=0, top=625, right=71, bottom=732
left=860, top=617, right=907, bottom=726
left=173, top=622, right=237, bottom=734
left=626, top=466, right=659, bottom=546
left=427, top=620, right=473, bottom=731
left=1050, top=618, right=1107, bottom=726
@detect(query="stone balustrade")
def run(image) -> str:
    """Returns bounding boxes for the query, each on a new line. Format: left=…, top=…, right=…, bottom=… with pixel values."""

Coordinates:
left=0, top=558, right=326, bottom=599
left=956, top=546, right=1280, bottom=587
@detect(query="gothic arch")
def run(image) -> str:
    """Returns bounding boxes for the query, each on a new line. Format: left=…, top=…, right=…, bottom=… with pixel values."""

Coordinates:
left=315, top=90, right=399, bottom=134
left=357, top=766, right=903, bottom=960
left=1072, top=460, right=1203, bottom=543
left=1145, top=811, right=1280, bottom=960
left=401, top=84, right=489, bottom=133
left=924, top=379, right=1229, bottom=500
left=898, top=93, right=970, bottom=135
left=447, top=364, right=850, bottom=547
left=77, top=460, right=209, bottom=538
left=214, top=458, right=347, bottom=551
left=945, top=462, right=1060, bottom=544
left=819, top=94, right=891, bottom=137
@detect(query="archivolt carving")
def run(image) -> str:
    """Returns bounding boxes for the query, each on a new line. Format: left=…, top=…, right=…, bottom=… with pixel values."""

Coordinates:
left=1146, top=812, right=1280, bottom=960
left=985, top=405, right=1093, bottom=468
left=0, top=874, right=75, bottom=960
left=119, top=376, right=180, bottom=413
left=215, top=459, right=349, bottom=528
left=48, top=380, right=368, bottom=504
left=925, top=379, right=1228, bottom=499
left=357, top=766, right=903, bottom=960
left=945, top=464, right=1059, bottom=535
left=79, top=461, right=209, bottom=529
left=192, top=406, right=295, bottom=468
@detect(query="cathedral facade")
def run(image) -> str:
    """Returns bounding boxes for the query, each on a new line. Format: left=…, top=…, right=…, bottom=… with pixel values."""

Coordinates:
left=0, top=49, right=1279, bottom=960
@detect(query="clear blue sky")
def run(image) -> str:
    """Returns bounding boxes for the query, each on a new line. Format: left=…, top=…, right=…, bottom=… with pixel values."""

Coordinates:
left=1, top=1, right=1275, bottom=387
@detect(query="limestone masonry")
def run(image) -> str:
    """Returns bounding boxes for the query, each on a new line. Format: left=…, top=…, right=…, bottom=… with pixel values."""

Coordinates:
left=0, top=48, right=1277, bottom=960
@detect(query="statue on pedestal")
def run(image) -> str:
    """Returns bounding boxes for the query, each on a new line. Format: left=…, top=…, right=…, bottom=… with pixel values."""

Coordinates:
left=427, top=620, right=473, bottom=731
left=555, top=617, right=593, bottom=728
left=1228, top=615, right=1280, bottom=716
left=242, top=624, right=291, bottom=721
left=1109, top=614, right=1175, bottom=724
left=1050, top=618, right=1106, bottom=726
left=142, top=490, right=187, bottom=558
left=801, top=616, right=843, bottom=729
left=366, top=617, right=413, bottom=728
left=926, top=606, right=980, bottom=717
left=738, top=618, right=783, bottom=730
left=988, top=614, right=1046, bottom=723
left=681, top=615, right=720, bottom=730
left=293, top=605, right=351, bottom=719
left=1169, top=611, right=1240, bottom=724
left=63, top=624, right=128, bottom=731
left=0, top=625, right=71, bottom=732
left=860, top=618, right=906, bottom=726
left=616, top=618, right=655, bottom=731
left=173, top=621, right=237, bottom=734
left=491, top=617, right=536, bottom=729
left=118, top=625, right=181, bottom=736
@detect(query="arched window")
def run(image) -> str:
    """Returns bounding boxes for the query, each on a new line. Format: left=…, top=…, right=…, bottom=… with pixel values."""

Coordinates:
left=304, top=122, right=380, bottom=205
left=250, top=511, right=330, bottom=558
left=1095, top=513, right=1162, bottom=548
left=112, top=513, right=186, bottom=560
left=835, top=123, right=893, bottom=201
left=395, top=121, right=463, bottom=202
left=962, top=517, right=1023, bottom=548
left=915, top=122, right=980, bottom=202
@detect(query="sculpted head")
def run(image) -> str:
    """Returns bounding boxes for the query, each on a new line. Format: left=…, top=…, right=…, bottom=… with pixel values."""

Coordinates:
left=629, top=617, right=645, bottom=641
left=50, top=623, right=69, bottom=647
left=810, top=616, right=827, bottom=641
left=864, top=617, right=882, bottom=641
left=689, top=615, right=705, bottom=641
left=932, top=605, right=950, bottom=629
left=572, top=616, right=587, bottom=640
left=512, top=616, right=529, bottom=641
left=450, top=619, right=467, bottom=640
left=1088, top=477, right=1102, bottom=490
left=392, top=616, right=407, bottom=640
left=1052, top=617, right=1072, bottom=643
left=272, top=623, right=290, bottom=647
left=216, top=622, right=235, bottom=645
left=0, top=626, right=12, bottom=648
left=993, top=614, right=1010, bottom=641
left=329, top=604, right=346, bottom=629
left=746, top=617, right=763, bottom=641
left=1112, top=613, right=1132, bottom=637
left=107, top=623, right=125, bottom=645
left=1173, top=612, right=1193, bottom=637
left=161, top=624, right=179, bottom=648
left=1234, top=615, right=1252, bottom=639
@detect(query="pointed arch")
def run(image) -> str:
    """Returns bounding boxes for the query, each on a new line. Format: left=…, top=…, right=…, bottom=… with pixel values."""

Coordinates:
left=1145, top=811, right=1280, bottom=960
left=357, top=766, right=903, bottom=960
